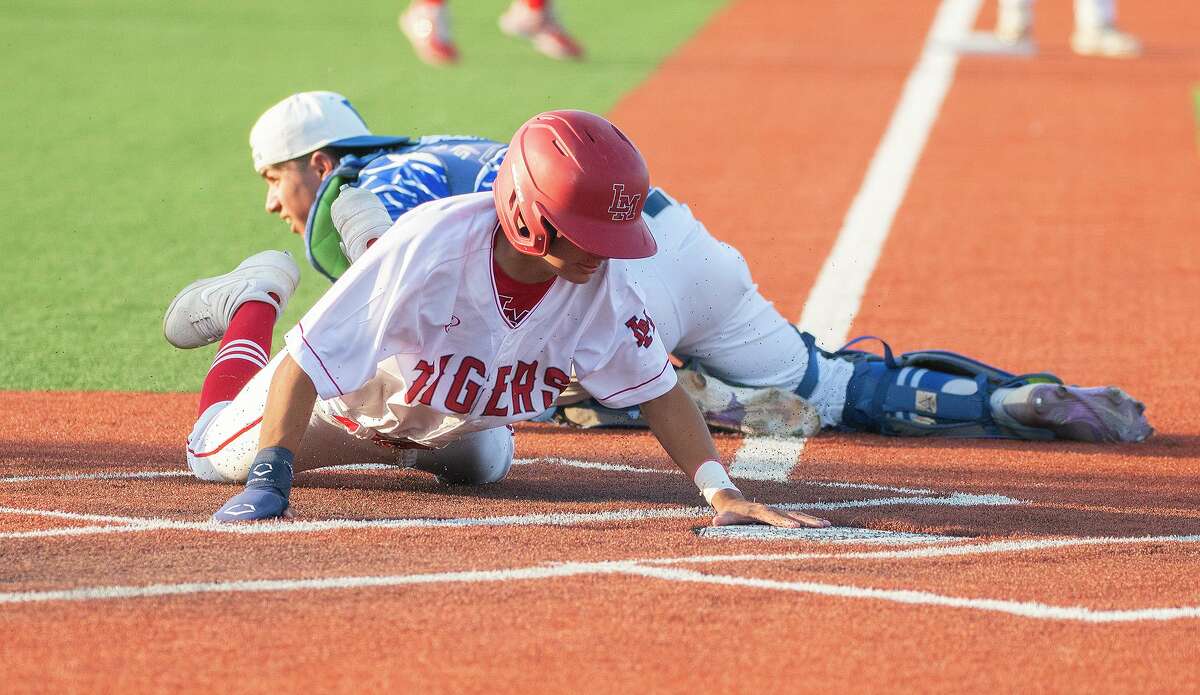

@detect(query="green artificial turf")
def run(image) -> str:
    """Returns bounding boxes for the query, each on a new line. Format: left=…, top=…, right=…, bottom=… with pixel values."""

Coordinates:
left=0, top=0, right=725, bottom=391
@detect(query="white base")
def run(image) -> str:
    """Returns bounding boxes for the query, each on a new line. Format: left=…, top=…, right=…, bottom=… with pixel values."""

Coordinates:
left=697, top=525, right=962, bottom=544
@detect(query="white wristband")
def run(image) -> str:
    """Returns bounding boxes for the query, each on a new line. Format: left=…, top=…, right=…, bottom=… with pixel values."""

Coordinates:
left=693, top=460, right=738, bottom=505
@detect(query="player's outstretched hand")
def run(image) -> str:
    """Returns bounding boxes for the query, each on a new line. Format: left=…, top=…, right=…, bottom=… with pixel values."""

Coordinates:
left=709, top=489, right=829, bottom=529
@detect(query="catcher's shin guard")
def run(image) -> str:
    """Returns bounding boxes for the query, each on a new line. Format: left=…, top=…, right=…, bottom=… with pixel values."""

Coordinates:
left=830, top=335, right=1062, bottom=440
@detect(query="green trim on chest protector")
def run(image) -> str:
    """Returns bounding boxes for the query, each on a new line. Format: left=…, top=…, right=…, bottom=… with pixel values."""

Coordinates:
left=303, top=137, right=506, bottom=282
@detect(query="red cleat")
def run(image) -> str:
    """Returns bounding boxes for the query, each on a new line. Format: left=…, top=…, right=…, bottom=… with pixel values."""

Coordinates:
left=498, top=1, right=584, bottom=61
left=399, top=1, right=459, bottom=66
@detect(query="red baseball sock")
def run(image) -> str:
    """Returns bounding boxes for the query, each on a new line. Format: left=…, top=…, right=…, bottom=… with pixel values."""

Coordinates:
left=196, top=300, right=278, bottom=416
left=524, top=0, right=546, bottom=10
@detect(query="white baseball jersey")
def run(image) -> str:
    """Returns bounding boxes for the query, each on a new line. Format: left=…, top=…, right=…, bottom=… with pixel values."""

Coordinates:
left=283, top=192, right=676, bottom=448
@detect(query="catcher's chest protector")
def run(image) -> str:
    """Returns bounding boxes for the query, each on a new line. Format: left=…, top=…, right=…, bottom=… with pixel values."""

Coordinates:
left=304, top=136, right=505, bottom=281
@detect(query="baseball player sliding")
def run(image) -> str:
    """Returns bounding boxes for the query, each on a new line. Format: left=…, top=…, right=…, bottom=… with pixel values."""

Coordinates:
left=163, top=93, right=1151, bottom=521
left=240, top=92, right=1150, bottom=446
left=167, top=109, right=831, bottom=527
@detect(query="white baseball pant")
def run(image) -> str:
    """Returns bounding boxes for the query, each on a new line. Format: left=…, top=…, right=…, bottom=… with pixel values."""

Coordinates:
left=186, top=352, right=514, bottom=485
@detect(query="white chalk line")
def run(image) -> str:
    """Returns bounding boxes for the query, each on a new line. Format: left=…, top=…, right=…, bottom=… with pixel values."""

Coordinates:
left=0, top=462, right=938, bottom=495
left=0, top=505, right=714, bottom=540
left=4, top=535, right=1199, bottom=622
left=0, top=460, right=1004, bottom=540
left=696, top=526, right=958, bottom=543
left=0, top=490, right=1020, bottom=540
left=0, top=470, right=194, bottom=484
left=511, top=457, right=673, bottom=475
left=621, top=564, right=1200, bottom=624
left=0, top=491, right=1018, bottom=539
left=637, top=534, right=1200, bottom=566
left=797, top=0, right=981, bottom=348
left=781, top=492, right=1016, bottom=512
left=0, top=459, right=677, bottom=484
left=729, top=0, right=983, bottom=485
left=729, top=437, right=805, bottom=482
left=0, top=561, right=633, bottom=606
left=0, top=506, right=149, bottom=526
left=0, top=465, right=402, bottom=485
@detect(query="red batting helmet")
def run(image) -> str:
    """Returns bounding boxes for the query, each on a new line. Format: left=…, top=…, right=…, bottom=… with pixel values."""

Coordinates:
left=493, top=110, right=656, bottom=259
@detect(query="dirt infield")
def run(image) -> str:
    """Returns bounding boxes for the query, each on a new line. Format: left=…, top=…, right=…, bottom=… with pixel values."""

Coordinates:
left=4, top=0, right=1200, bottom=691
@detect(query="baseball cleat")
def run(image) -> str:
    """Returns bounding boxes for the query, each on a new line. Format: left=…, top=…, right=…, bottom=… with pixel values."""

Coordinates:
left=400, top=1, right=459, bottom=66
left=1002, top=384, right=1152, bottom=443
left=163, top=250, right=299, bottom=349
left=498, top=1, right=583, bottom=61
left=1070, top=26, right=1141, bottom=58
left=676, top=369, right=822, bottom=438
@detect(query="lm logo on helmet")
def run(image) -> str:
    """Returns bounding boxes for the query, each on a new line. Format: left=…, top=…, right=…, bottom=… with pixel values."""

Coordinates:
left=607, top=183, right=641, bottom=221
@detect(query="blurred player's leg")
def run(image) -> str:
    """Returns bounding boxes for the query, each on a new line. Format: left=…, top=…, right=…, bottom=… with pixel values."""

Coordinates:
left=1070, top=0, right=1140, bottom=58
left=400, top=0, right=459, bottom=66
left=995, top=0, right=1034, bottom=44
left=499, top=0, right=584, bottom=61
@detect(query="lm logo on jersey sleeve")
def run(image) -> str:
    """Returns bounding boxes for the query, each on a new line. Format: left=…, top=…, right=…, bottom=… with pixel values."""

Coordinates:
left=625, top=311, right=656, bottom=348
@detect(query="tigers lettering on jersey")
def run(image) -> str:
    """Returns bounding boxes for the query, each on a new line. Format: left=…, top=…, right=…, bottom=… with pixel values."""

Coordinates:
left=284, top=193, right=678, bottom=448
left=406, top=354, right=571, bottom=416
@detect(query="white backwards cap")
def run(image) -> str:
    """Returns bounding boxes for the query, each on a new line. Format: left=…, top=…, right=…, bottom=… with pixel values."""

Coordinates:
left=249, top=91, right=408, bottom=172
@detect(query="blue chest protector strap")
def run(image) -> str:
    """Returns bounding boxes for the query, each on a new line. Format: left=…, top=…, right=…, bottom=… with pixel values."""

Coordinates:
left=302, top=137, right=506, bottom=282
left=802, top=332, right=1064, bottom=440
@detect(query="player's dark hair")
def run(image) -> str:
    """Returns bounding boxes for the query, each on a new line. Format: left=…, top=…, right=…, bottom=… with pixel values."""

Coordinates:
left=315, top=146, right=383, bottom=162
left=287, top=146, right=382, bottom=169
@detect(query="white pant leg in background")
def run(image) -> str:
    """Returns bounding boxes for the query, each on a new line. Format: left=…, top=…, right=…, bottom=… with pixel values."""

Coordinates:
left=998, top=0, right=1115, bottom=30
left=634, top=192, right=810, bottom=389
left=633, top=189, right=856, bottom=427
left=187, top=352, right=513, bottom=485
left=1075, top=0, right=1114, bottom=30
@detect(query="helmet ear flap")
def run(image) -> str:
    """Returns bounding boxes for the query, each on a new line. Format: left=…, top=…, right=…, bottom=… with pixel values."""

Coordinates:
left=494, top=157, right=546, bottom=257
left=535, top=210, right=559, bottom=247
left=542, top=219, right=558, bottom=242
left=513, top=211, right=533, bottom=243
